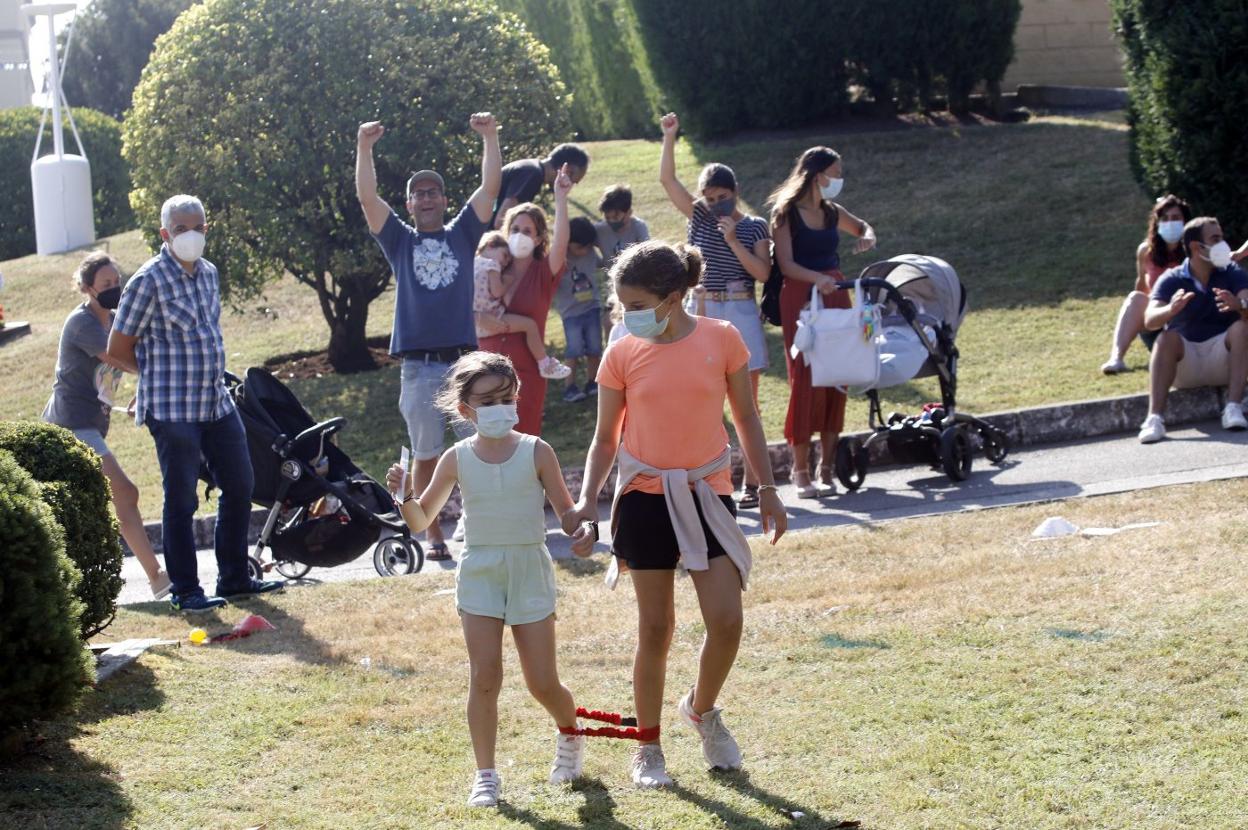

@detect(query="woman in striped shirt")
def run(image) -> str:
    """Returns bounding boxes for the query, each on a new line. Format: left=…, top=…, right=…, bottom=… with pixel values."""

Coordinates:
left=658, top=112, right=771, bottom=508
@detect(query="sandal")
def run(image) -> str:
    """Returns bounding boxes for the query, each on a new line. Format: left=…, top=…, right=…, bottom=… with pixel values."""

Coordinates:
left=735, top=484, right=760, bottom=509
left=793, top=474, right=820, bottom=499
left=425, top=542, right=452, bottom=561
left=817, top=465, right=837, bottom=497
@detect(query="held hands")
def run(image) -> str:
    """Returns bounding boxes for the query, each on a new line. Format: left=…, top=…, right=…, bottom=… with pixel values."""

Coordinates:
left=758, top=488, right=787, bottom=545
left=469, top=112, right=498, bottom=136
left=357, top=121, right=385, bottom=148
left=554, top=162, right=574, bottom=199
left=569, top=522, right=596, bottom=558
left=660, top=112, right=679, bottom=137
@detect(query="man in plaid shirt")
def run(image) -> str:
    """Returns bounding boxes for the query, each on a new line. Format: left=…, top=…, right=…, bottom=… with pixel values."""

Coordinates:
left=109, top=194, right=282, bottom=613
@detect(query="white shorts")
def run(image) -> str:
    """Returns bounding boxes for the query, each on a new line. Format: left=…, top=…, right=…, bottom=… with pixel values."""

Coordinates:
left=1174, top=331, right=1231, bottom=389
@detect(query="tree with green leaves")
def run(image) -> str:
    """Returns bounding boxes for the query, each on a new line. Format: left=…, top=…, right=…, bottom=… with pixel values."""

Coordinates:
left=61, top=0, right=200, bottom=119
left=124, top=0, right=573, bottom=372
left=1113, top=0, right=1248, bottom=241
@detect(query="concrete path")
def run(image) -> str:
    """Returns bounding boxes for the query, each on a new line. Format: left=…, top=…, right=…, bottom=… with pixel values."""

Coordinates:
left=117, top=418, right=1248, bottom=606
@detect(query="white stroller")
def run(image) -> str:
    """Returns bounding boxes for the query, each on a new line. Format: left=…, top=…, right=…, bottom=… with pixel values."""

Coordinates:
left=831, top=254, right=1010, bottom=487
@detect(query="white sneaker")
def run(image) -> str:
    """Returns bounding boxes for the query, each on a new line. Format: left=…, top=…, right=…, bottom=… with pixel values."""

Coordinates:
left=1222, top=402, right=1248, bottom=431
left=549, top=727, right=585, bottom=784
left=452, top=514, right=466, bottom=542
left=678, top=689, right=743, bottom=771
left=538, top=356, right=573, bottom=380
left=466, top=769, right=501, bottom=807
left=1138, top=414, right=1166, bottom=444
left=631, top=744, right=672, bottom=788
left=1101, top=356, right=1127, bottom=375
left=149, top=569, right=172, bottom=600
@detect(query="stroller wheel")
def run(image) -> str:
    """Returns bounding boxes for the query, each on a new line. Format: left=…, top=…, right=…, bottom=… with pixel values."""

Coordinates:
left=983, top=430, right=1010, bottom=464
left=247, top=555, right=266, bottom=582
left=374, top=537, right=422, bottom=576
left=275, top=559, right=312, bottom=580
left=834, top=436, right=869, bottom=491
left=939, top=425, right=973, bottom=482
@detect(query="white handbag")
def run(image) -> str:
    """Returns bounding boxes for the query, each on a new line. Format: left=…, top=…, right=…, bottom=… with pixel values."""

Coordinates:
left=790, top=281, right=882, bottom=390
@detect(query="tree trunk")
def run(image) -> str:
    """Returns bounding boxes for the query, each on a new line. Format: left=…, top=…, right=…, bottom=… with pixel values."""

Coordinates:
left=326, top=275, right=377, bottom=374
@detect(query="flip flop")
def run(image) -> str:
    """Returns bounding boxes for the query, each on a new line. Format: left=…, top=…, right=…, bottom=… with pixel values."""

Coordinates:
left=426, top=543, right=452, bottom=561
left=735, top=486, right=760, bottom=509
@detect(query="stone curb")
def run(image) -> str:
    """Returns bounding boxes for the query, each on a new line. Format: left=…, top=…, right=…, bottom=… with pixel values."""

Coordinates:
left=135, top=387, right=1230, bottom=554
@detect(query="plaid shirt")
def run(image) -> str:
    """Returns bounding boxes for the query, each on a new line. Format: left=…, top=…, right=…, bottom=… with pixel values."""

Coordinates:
left=113, top=245, right=234, bottom=426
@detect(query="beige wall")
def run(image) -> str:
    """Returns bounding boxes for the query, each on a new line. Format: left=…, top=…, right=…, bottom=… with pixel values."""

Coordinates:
left=1003, top=0, right=1126, bottom=89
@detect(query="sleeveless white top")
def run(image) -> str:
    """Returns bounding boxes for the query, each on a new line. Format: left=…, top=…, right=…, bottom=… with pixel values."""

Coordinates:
left=454, top=433, right=546, bottom=547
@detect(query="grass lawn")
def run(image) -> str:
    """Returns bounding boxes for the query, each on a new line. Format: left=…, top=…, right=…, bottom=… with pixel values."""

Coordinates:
left=4, top=479, right=1246, bottom=828
left=0, top=111, right=1156, bottom=516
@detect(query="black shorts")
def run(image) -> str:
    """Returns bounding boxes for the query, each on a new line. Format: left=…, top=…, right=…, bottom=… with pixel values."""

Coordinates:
left=611, top=490, right=737, bottom=570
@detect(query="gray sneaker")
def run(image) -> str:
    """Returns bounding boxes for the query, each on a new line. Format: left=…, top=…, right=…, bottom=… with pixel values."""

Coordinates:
left=466, top=770, right=501, bottom=807
left=631, top=744, right=672, bottom=788
left=678, top=689, right=743, bottom=770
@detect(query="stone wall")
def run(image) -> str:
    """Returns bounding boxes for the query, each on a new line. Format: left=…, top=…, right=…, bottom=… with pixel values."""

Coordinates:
left=1003, top=0, right=1125, bottom=90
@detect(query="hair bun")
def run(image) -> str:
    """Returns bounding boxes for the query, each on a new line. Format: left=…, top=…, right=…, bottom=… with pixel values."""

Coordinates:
left=677, top=243, right=704, bottom=290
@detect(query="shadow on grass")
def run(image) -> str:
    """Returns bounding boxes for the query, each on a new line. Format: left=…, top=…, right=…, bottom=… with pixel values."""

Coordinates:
left=672, top=770, right=864, bottom=829
left=209, top=596, right=342, bottom=666
left=500, top=777, right=635, bottom=829
left=821, top=633, right=891, bottom=651
left=0, top=663, right=164, bottom=829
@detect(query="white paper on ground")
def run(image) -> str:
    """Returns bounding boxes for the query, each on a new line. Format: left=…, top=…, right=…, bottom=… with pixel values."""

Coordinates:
left=1080, top=521, right=1162, bottom=537
left=1031, top=516, right=1080, bottom=538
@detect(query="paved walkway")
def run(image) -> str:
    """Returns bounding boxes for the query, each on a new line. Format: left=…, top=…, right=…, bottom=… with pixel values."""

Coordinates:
left=117, top=418, right=1248, bottom=606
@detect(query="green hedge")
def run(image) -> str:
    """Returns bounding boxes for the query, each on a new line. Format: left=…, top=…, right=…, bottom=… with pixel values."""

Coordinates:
left=495, top=0, right=663, bottom=139
left=0, top=107, right=134, bottom=261
left=0, top=422, right=123, bottom=639
left=626, top=0, right=1019, bottom=138
left=1113, top=0, right=1248, bottom=241
left=0, top=451, right=94, bottom=748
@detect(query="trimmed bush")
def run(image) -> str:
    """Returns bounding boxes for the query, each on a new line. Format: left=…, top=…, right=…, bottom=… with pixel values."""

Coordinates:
left=61, top=0, right=201, bottom=120
left=0, top=107, right=134, bottom=261
left=495, top=0, right=663, bottom=139
left=1113, top=0, right=1248, bottom=241
left=628, top=0, right=1019, bottom=138
left=125, top=0, right=573, bottom=372
left=0, top=450, right=94, bottom=748
left=0, top=422, right=123, bottom=639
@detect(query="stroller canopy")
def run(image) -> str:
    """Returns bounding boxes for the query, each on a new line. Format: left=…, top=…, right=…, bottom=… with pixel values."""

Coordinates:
left=859, top=254, right=967, bottom=336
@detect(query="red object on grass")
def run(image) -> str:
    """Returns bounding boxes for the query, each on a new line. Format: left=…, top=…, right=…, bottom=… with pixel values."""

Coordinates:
left=208, top=613, right=277, bottom=644
left=558, top=706, right=660, bottom=741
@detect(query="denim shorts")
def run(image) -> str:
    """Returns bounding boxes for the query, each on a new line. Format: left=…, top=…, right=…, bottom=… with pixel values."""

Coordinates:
left=698, top=298, right=769, bottom=371
left=561, top=308, right=603, bottom=359
left=71, top=428, right=110, bottom=457
left=398, top=357, right=453, bottom=461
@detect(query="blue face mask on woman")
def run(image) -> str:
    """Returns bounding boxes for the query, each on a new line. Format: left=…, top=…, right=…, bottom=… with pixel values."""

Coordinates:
left=1158, top=220, right=1184, bottom=244
left=623, top=298, right=672, bottom=339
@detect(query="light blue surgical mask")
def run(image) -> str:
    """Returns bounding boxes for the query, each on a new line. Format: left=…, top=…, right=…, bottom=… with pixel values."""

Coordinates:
left=1158, top=220, right=1184, bottom=244
left=623, top=299, right=672, bottom=339
left=819, top=176, right=844, bottom=200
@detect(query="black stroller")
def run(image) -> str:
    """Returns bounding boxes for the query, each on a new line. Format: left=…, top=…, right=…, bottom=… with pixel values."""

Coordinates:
left=215, top=368, right=422, bottom=581
left=832, top=254, right=1010, bottom=488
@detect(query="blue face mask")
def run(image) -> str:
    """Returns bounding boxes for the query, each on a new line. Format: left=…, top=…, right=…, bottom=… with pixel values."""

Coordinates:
left=623, top=299, right=672, bottom=339
left=1158, top=220, right=1184, bottom=245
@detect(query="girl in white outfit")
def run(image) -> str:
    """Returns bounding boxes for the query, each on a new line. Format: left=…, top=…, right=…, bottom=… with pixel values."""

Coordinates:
left=387, top=351, right=595, bottom=808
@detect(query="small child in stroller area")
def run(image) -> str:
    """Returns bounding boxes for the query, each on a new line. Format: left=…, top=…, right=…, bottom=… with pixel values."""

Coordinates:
left=386, top=351, right=595, bottom=808
left=473, top=231, right=572, bottom=380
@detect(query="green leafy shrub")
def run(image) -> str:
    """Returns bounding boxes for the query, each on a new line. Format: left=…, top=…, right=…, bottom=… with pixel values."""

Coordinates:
left=628, top=0, right=1019, bottom=138
left=495, top=0, right=663, bottom=139
left=0, top=450, right=94, bottom=748
left=124, top=0, right=573, bottom=371
left=0, top=107, right=133, bottom=260
left=1113, top=0, right=1248, bottom=240
left=0, top=422, right=123, bottom=639
left=61, top=0, right=201, bottom=119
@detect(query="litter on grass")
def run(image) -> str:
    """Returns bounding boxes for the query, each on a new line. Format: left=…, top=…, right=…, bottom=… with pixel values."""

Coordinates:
left=1031, top=516, right=1163, bottom=540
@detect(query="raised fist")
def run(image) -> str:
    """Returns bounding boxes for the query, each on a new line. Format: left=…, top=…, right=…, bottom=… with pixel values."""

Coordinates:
left=358, top=121, right=385, bottom=147
left=469, top=112, right=498, bottom=135
left=660, top=112, right=679, bottom=137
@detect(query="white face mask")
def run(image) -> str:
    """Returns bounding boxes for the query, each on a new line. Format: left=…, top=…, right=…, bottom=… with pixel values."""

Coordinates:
left=170, top=229, right=206, bottom=262
left=470, top=403, right=519, bottom=438
left=1205, top=240, right=1233, bottom=269
left=1157, top=220, right=1184, bottom=245
left=508, top=232, right=535, bottom=259
left=819, top=176, right=843, bottom=200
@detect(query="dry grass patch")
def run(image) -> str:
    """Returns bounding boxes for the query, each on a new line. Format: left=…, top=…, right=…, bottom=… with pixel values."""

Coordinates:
left=4, top=479, right=1247, bottom=828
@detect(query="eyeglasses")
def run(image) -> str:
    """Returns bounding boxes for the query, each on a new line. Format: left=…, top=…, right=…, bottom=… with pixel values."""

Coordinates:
left=409, top=188, right=443, bottom=200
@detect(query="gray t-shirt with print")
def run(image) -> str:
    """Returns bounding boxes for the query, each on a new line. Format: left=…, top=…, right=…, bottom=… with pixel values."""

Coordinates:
left=42, top=304, right=122, bottom=435
left=554, top=249, right=603, bottom=319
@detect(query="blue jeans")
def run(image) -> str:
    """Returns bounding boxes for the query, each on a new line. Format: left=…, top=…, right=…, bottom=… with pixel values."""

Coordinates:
left=147, top=409, right=254, bottom=599
left=561, top=308, right=602, bottom=359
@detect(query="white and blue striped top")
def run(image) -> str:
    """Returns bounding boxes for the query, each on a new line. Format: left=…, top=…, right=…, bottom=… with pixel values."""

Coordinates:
left=686, top=202, right=770, bottom=292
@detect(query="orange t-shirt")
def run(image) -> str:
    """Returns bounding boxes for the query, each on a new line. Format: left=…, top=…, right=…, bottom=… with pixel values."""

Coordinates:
left=596, top=317, right=751, bottom=496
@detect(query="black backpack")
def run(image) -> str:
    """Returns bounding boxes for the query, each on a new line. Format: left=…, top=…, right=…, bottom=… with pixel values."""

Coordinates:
left=759, top=209, right=793, bottom=326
